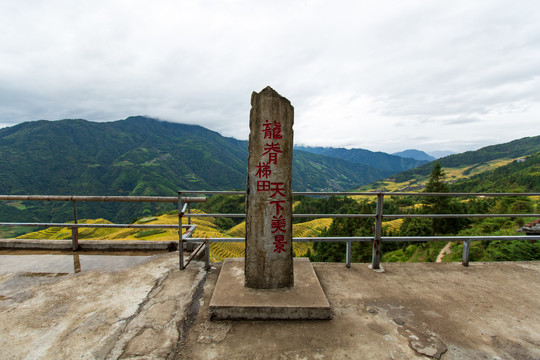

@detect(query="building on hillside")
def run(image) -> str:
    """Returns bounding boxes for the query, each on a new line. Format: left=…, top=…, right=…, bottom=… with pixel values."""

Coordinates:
left=518, top=219, right=540, bottom=238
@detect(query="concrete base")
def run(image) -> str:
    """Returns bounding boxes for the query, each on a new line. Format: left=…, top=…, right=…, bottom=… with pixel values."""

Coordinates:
left=209, top=258, right=331, bottom=320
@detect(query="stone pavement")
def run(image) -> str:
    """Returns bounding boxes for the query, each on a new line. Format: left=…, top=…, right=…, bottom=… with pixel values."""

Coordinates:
left=1, top=253, right=539, bottom=359
left=0, top=252, right=205, bottom=359
left=178, top=261, right=540, bottom=360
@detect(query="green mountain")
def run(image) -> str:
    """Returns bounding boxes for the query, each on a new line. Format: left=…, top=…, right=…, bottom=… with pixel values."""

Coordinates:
left=0, top=116, right=385, bottom=222
left=389, top=135, right=540, bottom=183
left=292, top=151, right=384, bottom=191
left=295, top=146, right=428, bottom=174
left=451, top=151, right=540, bottom=192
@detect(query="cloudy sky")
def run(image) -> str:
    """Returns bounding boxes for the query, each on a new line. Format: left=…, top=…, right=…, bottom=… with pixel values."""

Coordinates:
left=1, top=0, right=539, bottom=154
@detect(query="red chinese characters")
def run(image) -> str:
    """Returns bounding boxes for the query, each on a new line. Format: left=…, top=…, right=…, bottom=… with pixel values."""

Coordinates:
left=271, top=215, right=286, bottom=233
left=256, top=120, right=288, bottom=253
left=273, top=235, right=286, bottom=253
left=256, top=181, right=285, bottom=198
left=270, top=200, right=285, bottom=215
left=255, top=162, right=271, bottom=178
left=262, top=120, right=283, bottom=140
left=262, top=142, right=282, bottom=165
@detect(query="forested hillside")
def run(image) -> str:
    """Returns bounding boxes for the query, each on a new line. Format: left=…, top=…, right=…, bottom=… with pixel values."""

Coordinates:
left=450, top=151, right=540, bottom=192
left=0, top=116, right=387, bottom=223
left=390, top=135, right=540, bottom=183
left=302, top=163, right=540, bottom=264
left=9, top=159, right=540, bottom=263
left=0, top=117, right=247, bottom=223
left=296, top=146, right=427, bottom=174
left=3, top=116, right=539, bottom=264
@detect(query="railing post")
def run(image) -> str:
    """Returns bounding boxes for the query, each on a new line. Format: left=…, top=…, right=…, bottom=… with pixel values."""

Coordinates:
left=346, top=240, right=352, bottom=268
left=178, top=192, right=185, bottom=270
left=188, top=203, right=192, bottom=225
left=205, top=238, right=210, bottom=270
left=371, top=192, right=384, bottom=270
left=462, top=239, right=471, bottom=267
left=71, top=201, right=79, bottom=251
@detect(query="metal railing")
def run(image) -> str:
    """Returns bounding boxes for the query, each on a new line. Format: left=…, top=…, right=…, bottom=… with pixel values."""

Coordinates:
left=0, top=193, right=207, bottom=270
left=2, top=191, right=540, bottom=271
left=178, top=191, right=540, bottom=270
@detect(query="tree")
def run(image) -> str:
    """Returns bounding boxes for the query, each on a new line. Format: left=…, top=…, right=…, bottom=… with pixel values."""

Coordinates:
left=422, top=162, right=468, bottom=235
left=311, top=198, right=375, bottom=262
left=422, top=162, right=449, bottom=235
left=425, top=162, right=449, bottom=203
left=400, top=218, right=432, bottom=237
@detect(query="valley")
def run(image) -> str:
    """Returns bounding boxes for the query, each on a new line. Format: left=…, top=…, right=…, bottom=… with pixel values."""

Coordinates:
left=1, top=116, right=539, bottom=263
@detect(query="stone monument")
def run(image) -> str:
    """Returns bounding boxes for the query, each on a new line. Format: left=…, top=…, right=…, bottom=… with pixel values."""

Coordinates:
left=208, top=87, right=331, bottom=320
left=245, top=86, right=294, bottom=289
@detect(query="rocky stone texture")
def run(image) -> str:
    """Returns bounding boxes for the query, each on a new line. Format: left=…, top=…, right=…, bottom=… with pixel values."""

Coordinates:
left=245, top=86, right=294, bottom=289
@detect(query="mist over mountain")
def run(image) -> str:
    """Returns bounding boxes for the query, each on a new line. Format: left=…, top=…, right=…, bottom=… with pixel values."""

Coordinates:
left=0, top=116, right=397, bottom=195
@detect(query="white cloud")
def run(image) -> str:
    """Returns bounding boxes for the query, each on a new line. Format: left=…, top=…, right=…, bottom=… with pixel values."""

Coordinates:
left=1, top=0, right=539, bottom=153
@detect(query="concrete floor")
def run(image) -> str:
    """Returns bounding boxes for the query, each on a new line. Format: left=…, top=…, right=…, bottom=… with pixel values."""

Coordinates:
left=1, top=253, right=539, bottom=359
left=0, top=252, right=206, bottom=360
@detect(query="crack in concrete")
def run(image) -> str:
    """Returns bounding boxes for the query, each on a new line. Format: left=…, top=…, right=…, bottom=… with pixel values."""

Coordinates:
left=392, top=314, right=448, bottom=359
left=365, top=300, right=448, bottom=359
left=98, top=262, right=209, bottom=360
left=103, top=267, right=176, bottom=360
left=169, top=266, right=208, bottom=359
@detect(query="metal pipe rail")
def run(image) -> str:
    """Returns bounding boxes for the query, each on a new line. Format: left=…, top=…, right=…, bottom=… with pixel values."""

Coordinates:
left=0, top=195, right=206, bottom=203
left=2, top=191, right=540, bottom=271
left=178, top=190, right=540, bottom=271
left=180, top=190, right=540, bottom=197
left=0, top=193, right=207, bottom=264
left=178, top=213, right=540, bottom=219
left=185, top=235, right=540, bottom=269
left=0, top=222, right=185, bottom=229
left=185, top=235, right=540, bottom=243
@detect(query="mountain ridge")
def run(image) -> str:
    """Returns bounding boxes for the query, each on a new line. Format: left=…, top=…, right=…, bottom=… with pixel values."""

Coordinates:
left=294, top=146, right=428, bottom=173
left=3, top=116, right=538, bottom=222
left=389, top=134, right=540, bottom=183
left=392, top=149, right=435, bottom=162
left=0, top=116, right=387, bottom=222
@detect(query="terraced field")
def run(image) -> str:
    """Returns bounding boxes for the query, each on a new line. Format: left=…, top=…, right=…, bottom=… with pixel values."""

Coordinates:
left=208, top=218, right=332, bottom=261
left=17, top=219, right=120, bottom=240
left=16, top=211, right=331, bottom=262
left=382, top=219, right=403, bottom=234
left=356, top=158, right=520, bottom=192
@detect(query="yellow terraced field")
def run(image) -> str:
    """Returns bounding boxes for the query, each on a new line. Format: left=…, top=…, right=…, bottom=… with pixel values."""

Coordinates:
left=16, top=210, right=328, bottom=261
left=382, top=219, right=403, bottom=233
left=209, top=218, right=331, bottom=260
left=356, top=158, right=521, bottom=193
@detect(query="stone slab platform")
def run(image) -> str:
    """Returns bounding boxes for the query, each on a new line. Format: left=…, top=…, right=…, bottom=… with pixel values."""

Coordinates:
left=209, top=257, right=331, bottom=320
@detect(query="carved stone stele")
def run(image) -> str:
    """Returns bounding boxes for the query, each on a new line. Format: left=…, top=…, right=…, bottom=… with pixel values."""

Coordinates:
left=245, top=86, right=294, bottom=289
